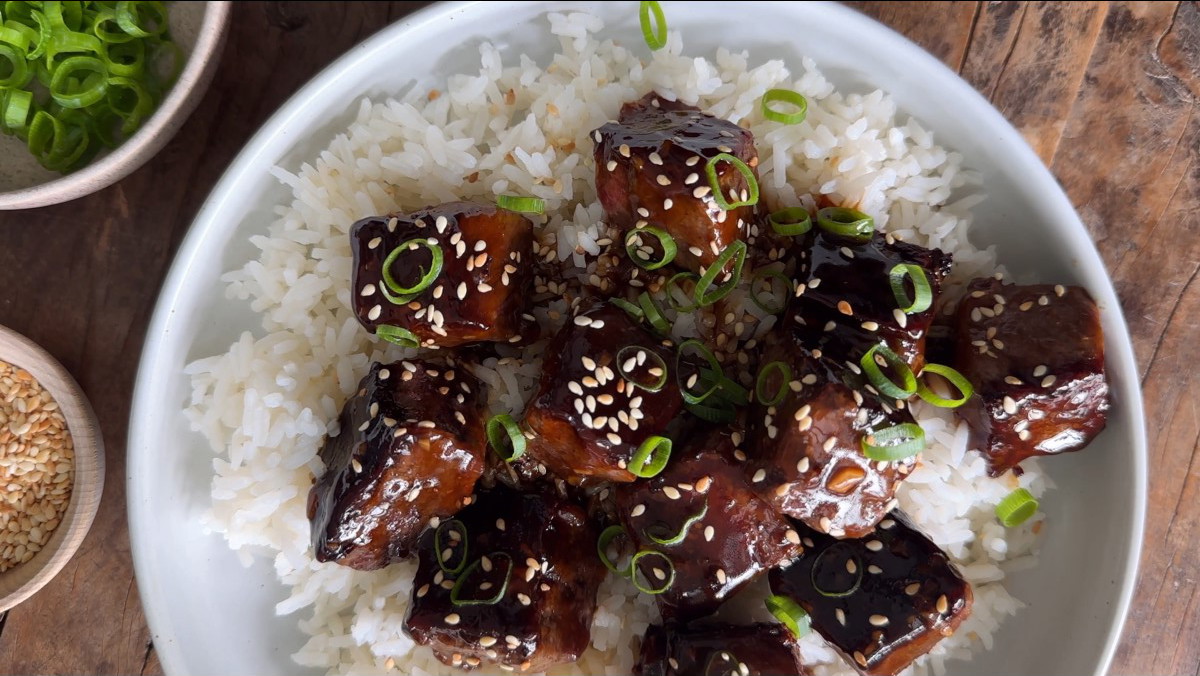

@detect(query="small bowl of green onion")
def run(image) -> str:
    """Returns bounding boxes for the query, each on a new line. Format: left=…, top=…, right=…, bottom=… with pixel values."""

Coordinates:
left=0, top=1, right=230, bottom=210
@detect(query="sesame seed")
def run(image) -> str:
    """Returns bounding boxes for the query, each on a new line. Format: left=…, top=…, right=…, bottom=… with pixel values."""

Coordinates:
left=695, top=476, right=712, bottom=492
left=797, top=416, right=813, bottom=432
left=684, top=172, right=699, bottom=185
left=606, top=159, right=618, bottom=171
left=836, top=608, right=846, bottom=625
left=785, top=529, right=800, bottom=545
left=479, top=636, right=497, bottom=647
left=1042, top=375, right=1057, bottom=388
left=862, top=321, right=879, bottom=331
left=752, top=469, right=766, bottom=483
left=797, top=457, right=811, bottom=473
left=583, top=376, right=600, bottom=388
left=618, top=144, right=631, bottom=158
left=575, top=315, right=593, bottom=327
left=607, top=432, right=622, bottom=445
left=568, top=382, right=583, bottom=395
left=837, top=300, right=853, bottom=315
left=1055, top=284, right=1066, bottom=297
left=894, top=308, right=908, bottom=328
left=1038, top=295, right=1049, bottom=306
left=518, top=593, right=532, bottom=606
left=854, top=651, right=868, bottom=667
left=704, top=526, right=715, bottom=541
left=868, top=565, right=883, bottom=574
left=1005, top=376, right=1023, bottom=385
left=819, top=516, right=832, bottom=532
left=631, top=504, right=646, bottom=517
left=1019, top=430, right=1032, bottom=441
left=663, top=486, right=682, bottom=500
left=444, top=613, right=461, bottom=625
left=649, top=151, right=663, bottom=165
left=865, top=540, right=883, bottom=551
left=416, top=584, right=430, bottom=598
left=368, top=305, right=382, bottom=321
left=937, top=594, right=949, bottom=614
left=656, top=174, right=671, bottom=186
left=1002, top=396, right=1018, bottom=415
left=870, top=614, right=889, bottom=627
left=846, top=559, right=857, bottom=574
left=663, top=198, right=674, bottom=210
left=693, top=185, right=711, bottom=198
left=351, top=459, right=363, bottom=473
left=716, top=568, right=727, bottom=584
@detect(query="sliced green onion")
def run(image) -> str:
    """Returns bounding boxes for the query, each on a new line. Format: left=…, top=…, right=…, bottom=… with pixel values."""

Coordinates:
left=49, top=55, right=107, bottom=108
left=629, top=435, right=672, bottom=478
left=889, top=263, right=932, bottom=314
left=676, top=340, right=722, bottom=405
left=4, top=87, right=30, bottom=129
left=811, top=543, right=863, bottom=597
left=497, top=194, right=545, bottom=214
left=646, top=500, right=707, bottom=546
left=598, top=525, right=633, bottom=577
left=755, top=361, right=792, bottom=407
left=617, top=345, right=668, bottom=393
left=92, top=7, right=136, bottom=44
left=637, top=292, right=670, bottom=334
left=700, top=368, right=750, bottom=407
left=486, top=413, right=526, bottom=462
left=434, top=519, right=469, bottom=575
left=638, top=1, right=666, bottom=51
left=625, top=225, right=677, bottom=270
left=104, top=38, right=145, bottom=78
left=761, top=89, right=809, bottom=125
left=450, top=553, right=512, bottom=606
left=376, top=324, right=421, bottom=348
left=996, top=488, right=1039, bottom=527
left=665, top=272, right=700, bottom=312
left=116, top=1, right=169, bottom=39
left=0, top=43, right=30, bottom=88
left=765, top=595, right=810, bottom=638
left=106, top=75, right=154, bottom=134
left=611, top=297, right=644, bottom=321
left=859, top=343, right=917, bottom=400
left=631, top=549, right=675, bottom=594
left=916, top=363, right=974, bottom=408
left=817, top=206, right=875, bottom=241
left=685, top=400, right=737, bottom=423
left=750, top=268, right=790, bottom=314
left=704, top=153, right=759, bottom=211
left=381, top=238, right=443, bottom=299
left=768, top=206, right=813, bottom=236
left=861, top=422, right=926, bottom=461
left=693, top=240, right=747, bottom=307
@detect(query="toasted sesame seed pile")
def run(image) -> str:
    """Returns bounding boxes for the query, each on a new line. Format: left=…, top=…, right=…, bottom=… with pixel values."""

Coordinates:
left=0, top=360, right=74, bottom=572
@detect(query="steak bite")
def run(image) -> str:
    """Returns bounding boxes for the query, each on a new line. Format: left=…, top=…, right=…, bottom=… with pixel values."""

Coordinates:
left=404, top=486, right=605, bottom=673
left=746, top=332, right=916, bottom=539
left=350, top=201, right=536, bottom=348
left=614, top=427, right=804, bottom=621
left=593, top=92, right=759, bottom=273
left=636, top=623, right=811, bottom=676
left=523, top=302, right=684, bottom=483
left=307, top=359, right=487, bottom=570
left=789, top=228, right=952, bottom=375
left=769, top=513, right=973, bottom=676
left=951, top=278, right=1109, bottom=475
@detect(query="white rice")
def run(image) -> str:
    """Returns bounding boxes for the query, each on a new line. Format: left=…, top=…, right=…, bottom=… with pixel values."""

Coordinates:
left=184, top=11, right=1050, bottom=676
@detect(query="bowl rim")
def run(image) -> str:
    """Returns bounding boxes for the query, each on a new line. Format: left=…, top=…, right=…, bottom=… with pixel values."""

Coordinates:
left=0, top=322, right=105, bottom=612
left=0, top=1, right=233, bottom=211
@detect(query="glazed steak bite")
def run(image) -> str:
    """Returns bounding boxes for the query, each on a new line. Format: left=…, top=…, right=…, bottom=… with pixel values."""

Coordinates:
left=951, top=278, right=1109, bottom=475
left=404, top=486, right=604, bottom=673
left=746, top=336, right=916, bottom=539
left=769, top=513, right=972, bottom=676
left=790, top=229, right=952, bottom=374
left=614, top=427, right=804, bottom=621
left=350, top=201, right=536, bottom=348
left=593, top=92, right=759, bottom=273
left=307, top=359, right=487, bottom=569
left=636, top=623, right=811, bottom=676
left=523, top=302, right=684, bottom=482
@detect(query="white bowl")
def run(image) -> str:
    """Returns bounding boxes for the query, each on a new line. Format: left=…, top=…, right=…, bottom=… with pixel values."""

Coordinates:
left=0, top=2, right=231, bottom=210
left=127, top=2, right=1147, bottom=675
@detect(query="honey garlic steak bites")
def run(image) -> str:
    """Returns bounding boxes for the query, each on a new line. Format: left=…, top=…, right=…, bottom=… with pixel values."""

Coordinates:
left=636, top=623, right=811, bottom=676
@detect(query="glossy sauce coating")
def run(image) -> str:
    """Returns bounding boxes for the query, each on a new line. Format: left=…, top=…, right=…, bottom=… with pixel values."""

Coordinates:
left=593, top=93, right=759, bottom=273
left=523, top=302, right=684, bottom=482
left=614, top=426, right=804, bottom=621
left=350, top=201, right=536, bottom=348
left=636, top=623, right=811, bottom=676
left=404, top=486, right=604, bottom=672
left=307, top=359, right=486, bottom=569
left=951, top=278, right=1109, bottom=475
left=769, top=512, right=972, bottom=676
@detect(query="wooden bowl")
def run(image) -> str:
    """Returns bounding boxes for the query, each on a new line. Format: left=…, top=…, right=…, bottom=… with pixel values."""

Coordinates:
left=0, top=1, right=232, bottom=210
left=0, top=323, right=104, bottom=612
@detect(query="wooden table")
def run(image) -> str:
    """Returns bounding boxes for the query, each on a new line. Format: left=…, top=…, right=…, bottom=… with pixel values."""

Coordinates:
left=0, top=2, right=1191, bottom=673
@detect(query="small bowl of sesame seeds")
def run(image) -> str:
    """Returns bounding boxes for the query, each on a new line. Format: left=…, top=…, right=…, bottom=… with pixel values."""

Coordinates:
left=0, top=323, right=103, bottom=612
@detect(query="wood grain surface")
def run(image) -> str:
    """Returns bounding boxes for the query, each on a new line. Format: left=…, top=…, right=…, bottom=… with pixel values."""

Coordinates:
left=0, top=2, right=1192, bottom=674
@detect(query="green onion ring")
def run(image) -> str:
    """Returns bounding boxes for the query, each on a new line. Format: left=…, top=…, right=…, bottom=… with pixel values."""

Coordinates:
left=637, top=291, right=670, bottom=334
left=698, top=368, right=750, bottom=407
left=755, top=361, right=792, bottom=407
left=750, top=268, right=791, bottom=315
left=761, top=88, right=809, bottom=125
left=995, top=488, right=1039, bottom=528
left=92, top=7, right=136, bottom=43
left=665, top=272, right=700, bottom=312
left=116, top=1, right=169, bottom=39
left=434, top=519, right=469, bottom=575
left=768, top=206, right=813, bottom=236
left=631, top=550, right=675, bottom=594
left=859, top=343, right=917, bottom=400
left=676, top=340, right=723, bottom=405
left=611, top=297, right=645, bottom=321
left=861, top=422, right=926, bottom=461
left=49, top=55, right=107, bottom=109
left=381, top=238, right=443, bottom=298
left=765, top=595, right=810, bottom=638
left=597, top=525, right=633, bottom=577
left=817, top=206, right=875, bottom=241
left=629, top=435, right=672, bottom=478
left=638, top=1, right=666, bottom=51
left=889, top=263, right=933, bottom=314
left=104, top=38, right=145, bottom=78
left=107, top=76, right=154, bottom=134
left=376, top=324, right=421, bottom=348
left=617, top=345, right=668, bottom=393
left=3, top=88, right=30, bottom=129
left=0, top=24, right=31, bottom=52
left=704, top=153, right=759, bottom=211
left=693, top=240, right=747, bottom=307
left=450, top=553, right=512, bottom=606
left=916, top=363, right=974, bottom=408
left=646, top=500, right=707, bottom=546
left=497, top=194, right=545, bottom=214
left=486, top=413, right=526, bottom=462
left=0, top=43, right=30, bottom=88
left=811, top=543, right=863, bottom=598
left=625, top=225, right=677, bottom=270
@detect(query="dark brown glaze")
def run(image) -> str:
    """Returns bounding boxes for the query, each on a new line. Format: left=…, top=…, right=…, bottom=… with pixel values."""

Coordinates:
left=789, top=230, right=952, bottom=375
left=350, top=201, right=536, bottom=348
left=306, top=359, right=486, bottom=569
left=745, top=333, right=916, bottom=539
left=593, top=93, right=759, bottom=273
left=636, top=623, right=811, bottom=676
left=614, top=427, right=803, bottom=622
left=403, top=486, right=604, bottom=673
left=769, top=512, right=973, bottom=676
left=523, top=302, right=684, bottom=483
left=951, top=278, right=1109, bottom=475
